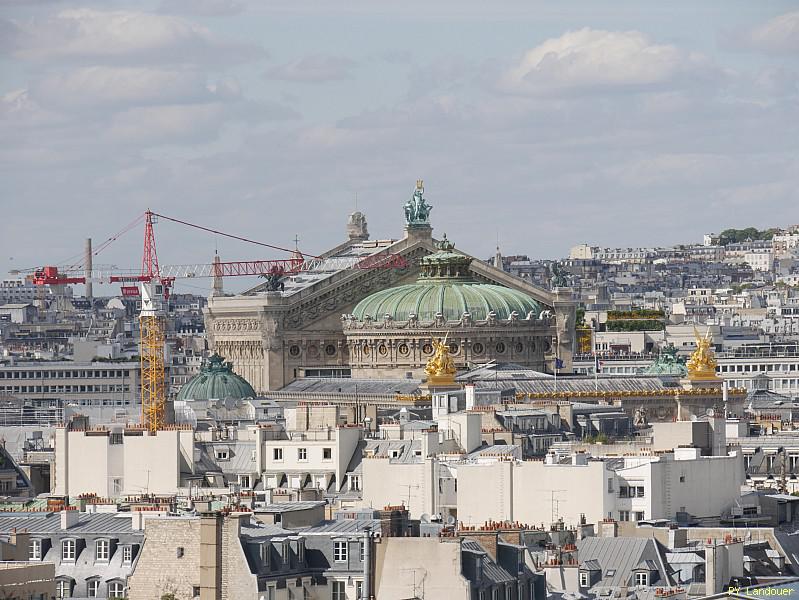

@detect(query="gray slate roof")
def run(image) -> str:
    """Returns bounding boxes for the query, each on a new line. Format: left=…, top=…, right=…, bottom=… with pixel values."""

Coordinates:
left=577, top=537, right=674, bottom=590
left=0, top=511, right=139, bottom=535
left=279, top=378, right=422, bottom=395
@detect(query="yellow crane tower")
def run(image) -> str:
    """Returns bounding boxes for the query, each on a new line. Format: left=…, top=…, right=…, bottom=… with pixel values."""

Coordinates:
left=140, top=281, right=166, bottom=432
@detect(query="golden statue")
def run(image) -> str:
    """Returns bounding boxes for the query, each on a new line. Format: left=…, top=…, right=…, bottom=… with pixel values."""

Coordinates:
left=424, top=337, right=456, bottom=385
left=686, top=326, right=719, bottom=381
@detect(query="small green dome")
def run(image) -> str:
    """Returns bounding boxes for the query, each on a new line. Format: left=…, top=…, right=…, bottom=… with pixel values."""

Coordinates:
left=177, top=354, right=256, bottom=401
left=351, top=235, right=541, bottom=322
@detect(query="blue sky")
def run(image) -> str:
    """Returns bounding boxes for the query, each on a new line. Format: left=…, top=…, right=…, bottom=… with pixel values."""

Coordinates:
left=1, top=1, right=798, bottom=294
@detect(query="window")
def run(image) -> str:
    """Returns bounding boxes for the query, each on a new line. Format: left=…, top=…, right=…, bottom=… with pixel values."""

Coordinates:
left=193, top=586, right=201, bottom=598
left=29, top=538, right=41, bottom=560
left=332, top=581, right=346, bottom=600
left=122, top=545, right=132, bottom=563
left=96, top=539, right=110, bottom=561
left=87, top=579, right=100, bottom=597
left=298, top=541, right=305, bottom=564
left=108, top=582, right=125, bottom=598
left=56, top=579, right=71, bottom=599
left=298, top=448, right=307, bottom=461
left=636, top=486, right=645, bottom=498
left=62, top=539, right=76, bottom=561
left=634, top=572, right=649, bottom=586
left=216, top=449, right=229, bottom=461
left=323, top=447, right=332, bottom=460
left=635, top=511, right=645, bottom=521
left=110, top=432, right=123, bottom=445
left=111, top=478, right=123, bottom=496
left=261, top=542, right=271, bottom=568
left=266, top=586, right=276, bottom=600
left=240, top=475, right=251, bottom=489
left=579, top=572, right=589, bottom=587
left=607, top=478, right=614, bottom=493
left=334, top=540, right=348, bottom=562
left=356, top=580, right=363, bottom=599
left=273, top=448, right=283, bottom=461
left=360, top=541, right=365, bottom=562
left=619, top=511, right=630, bottom=522
left=619, top=486, right=628, bottom=498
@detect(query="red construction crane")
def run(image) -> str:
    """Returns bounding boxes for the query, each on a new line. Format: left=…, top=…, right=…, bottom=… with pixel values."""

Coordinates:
left=28, top=209, right=409, bottom=432
left=31, top=210, right=408, bottom=291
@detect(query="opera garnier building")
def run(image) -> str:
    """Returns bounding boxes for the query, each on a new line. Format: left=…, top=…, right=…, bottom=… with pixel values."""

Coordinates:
left=342, top=234, right=554, bottom=378
left=205, top=182, right=576, bottom=391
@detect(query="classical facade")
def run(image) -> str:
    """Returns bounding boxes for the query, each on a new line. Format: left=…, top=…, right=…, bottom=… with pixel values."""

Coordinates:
left=205, top=182, right=576, bottom=392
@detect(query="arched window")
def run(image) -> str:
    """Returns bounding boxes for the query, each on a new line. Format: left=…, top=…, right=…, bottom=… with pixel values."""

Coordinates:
left=56, top=579, right=73, bottom=599
left=86, top=578, right=100, bottom=597
left=108, top=580, right=126, bottom=598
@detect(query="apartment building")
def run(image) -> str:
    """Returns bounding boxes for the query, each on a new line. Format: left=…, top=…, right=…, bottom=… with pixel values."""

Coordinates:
left=457, top=449, right=743, bottom=528
left=0, top=509, right=143, bottom=599
left=0, top=360, right=142, bottom=408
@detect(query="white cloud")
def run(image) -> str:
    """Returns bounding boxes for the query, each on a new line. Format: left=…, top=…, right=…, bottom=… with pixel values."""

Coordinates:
left=29, top=67, right=220, bottom=110
left=264, top=55, right=357, bottom=83
left=158, top=0, right=245, bottom=17
left=9, top=8, right=263, bottom=65
left=500, top=28, right=716, bottom=94
left=738, top=10, right=799, bottom=54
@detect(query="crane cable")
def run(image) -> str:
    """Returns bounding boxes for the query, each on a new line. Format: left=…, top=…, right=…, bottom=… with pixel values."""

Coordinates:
left=151, top=211, right=320, bottom=259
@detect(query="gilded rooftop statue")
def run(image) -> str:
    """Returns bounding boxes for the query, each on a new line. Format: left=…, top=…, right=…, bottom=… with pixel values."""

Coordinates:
left=686, top=327, right=719, bottom=381
left=424, top=337, right=456, bottom=385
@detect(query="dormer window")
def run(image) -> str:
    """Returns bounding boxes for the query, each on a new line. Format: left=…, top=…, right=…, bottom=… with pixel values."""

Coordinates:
left=29, top=538, right=41, bottom=560
left=281, top=540, right=291, bottom=565
left=260, top=543, right=271, bottom=568
left=634, top=572, right=649, bottom=586
left=579, top=572, right=589, bottom=587
left=62, top=539, right=76, bottom=561
left=215, top=449, right=229, bottom=461
left=297, top=539, right=305, bottom=564
left=122, top=545, right=132, bottom=563
left=96, top=539, right=110, bottom=561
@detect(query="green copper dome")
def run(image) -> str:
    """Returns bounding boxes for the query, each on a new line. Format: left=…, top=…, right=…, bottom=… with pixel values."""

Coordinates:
left=177, top=354, right=256, bottom=401
left=351, top=235, right=541, bottom=322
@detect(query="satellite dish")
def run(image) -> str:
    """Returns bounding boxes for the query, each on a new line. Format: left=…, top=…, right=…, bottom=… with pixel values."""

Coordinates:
left=420, top=513, right=431, bottom=523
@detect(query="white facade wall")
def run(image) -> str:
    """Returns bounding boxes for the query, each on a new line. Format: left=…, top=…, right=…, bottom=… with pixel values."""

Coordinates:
left=457, top=453, right=743, bottom=528
left=260, top=426, right=361, bottom=492
left=360, top=457, right=437, bottom=518
left=54, top=428, right=191, bottom=497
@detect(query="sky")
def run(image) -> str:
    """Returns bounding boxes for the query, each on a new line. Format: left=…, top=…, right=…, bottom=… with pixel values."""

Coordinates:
left=1, top=0, right=798, bottom=295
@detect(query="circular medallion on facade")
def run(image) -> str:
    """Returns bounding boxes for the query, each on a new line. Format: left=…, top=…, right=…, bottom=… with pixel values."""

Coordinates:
left=378, top=344, right=388, bottom=356
left=362, top=344, right=370, bottom=356
left=515, top=342, right=524, bottom=353
left=544, top=340, right=552, bottom=353
left=289, top=345, right=301, bottom=357
left=308, top=345, right=320, bottom=358
left=449, top=343, right=459, bottom=355
left=325, top=344, right=337, bottom=356
left=472, top=342, right=484, bottom=355
left=398, top=343, right=410, bottom=356
left=422, top=343, right=433, bottom=355
left=496, top=342, right=506, bottom=353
